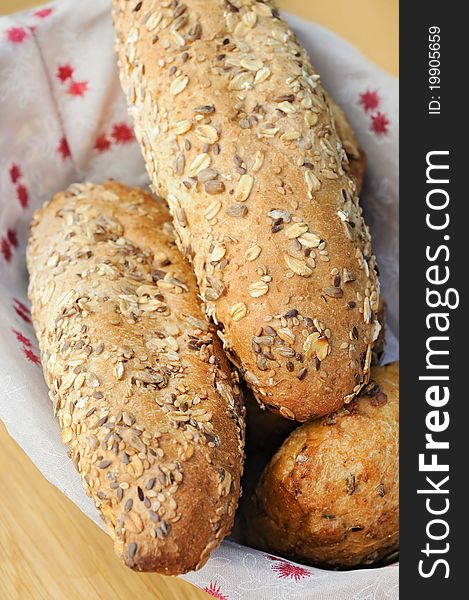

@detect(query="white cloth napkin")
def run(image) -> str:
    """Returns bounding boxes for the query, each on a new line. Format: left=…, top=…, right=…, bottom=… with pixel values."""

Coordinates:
left=0, top=1, right=399, bottom=598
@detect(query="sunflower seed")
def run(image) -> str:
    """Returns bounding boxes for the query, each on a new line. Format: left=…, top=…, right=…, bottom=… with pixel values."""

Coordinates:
left=128, top=543, right=138, bottom=559
left=205, top=180, right=225, bottom=195
left=175, top=153, right=185, bottom=175
left=194, top=104, right=215, bottom=114
left=227, top=203, right=248, bottom=218
left=323, top=286, right=344, bottom=298
left=197, top=168, right=218, bottom=182
left=187, top=22, right=202, bottom=40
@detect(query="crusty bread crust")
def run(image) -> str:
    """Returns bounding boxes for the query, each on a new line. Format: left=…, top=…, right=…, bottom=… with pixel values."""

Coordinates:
left=26, top=181, right=245, bottom=575
left=113, top=0, right=380, bottom=421
left=248, top=362, right=399, bottom=568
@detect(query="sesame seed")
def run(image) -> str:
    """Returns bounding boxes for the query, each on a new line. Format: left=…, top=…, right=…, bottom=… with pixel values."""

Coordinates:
left=98, top=460, right=112, bottom=469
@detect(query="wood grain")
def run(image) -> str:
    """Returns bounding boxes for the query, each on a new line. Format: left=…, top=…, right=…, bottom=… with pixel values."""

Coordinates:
left=0, top=1, right=397, bottom=598
left=0, top=422, right=208, bottom=600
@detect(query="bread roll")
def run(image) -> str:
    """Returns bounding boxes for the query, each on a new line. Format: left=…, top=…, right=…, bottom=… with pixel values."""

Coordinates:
left=247, top=362, right=399, bottom=568
left=113, top=0, right=380, bottom=421
left=26, top=181, right=245, bottom=575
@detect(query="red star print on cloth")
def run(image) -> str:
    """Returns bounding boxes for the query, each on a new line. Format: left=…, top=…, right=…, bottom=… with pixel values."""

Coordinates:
left=34, top=8, right=53, bottom=19
left=56, top=63, right=89, bottom=97
left=358, top=89, right=390, bottom=136
left=12, top=329, right=32, bottom=348
left=267, top=555, right=311, bottom=582
left=112, top=122, right=134, bottom=144
left=6, top=27, right=27, bottom=44
left=94, top=123, right=135, bottom=153
left=57, top=137, right=71, bottom=159
left=1, top=237, right=12, bottom=262
left=371, top=111, right=390, bottom=135
left=9, top=163, right=30, bottom=209
left=23, top=346, right=40, bottom=366
left=16, top=184, right=29, bottom=209
left=9, top=164, right=21, bottom=183
left=359, top=89, right=380, bottom=112
left=57, top=64, right=74, bottom=83
left=14, top=299, right=30, bottom=315
left=13, top=298, right=31, bottom=324
left=7, top=229, right=18, bottom=248
left=94, top=134, right=111, bottom=152
left=67, top=80, right=88, bottom=97
left=203, top=581, right=229, bottom=600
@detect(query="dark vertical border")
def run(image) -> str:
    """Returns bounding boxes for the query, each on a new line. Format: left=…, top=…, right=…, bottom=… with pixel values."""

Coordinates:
left=400, top=1, right=465, bottom=595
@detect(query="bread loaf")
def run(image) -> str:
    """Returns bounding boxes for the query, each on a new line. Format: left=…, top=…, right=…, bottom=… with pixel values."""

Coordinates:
left=113, top=0, right=380, bottom=421
left=247, top=362, right=399, bottom=568
left=26, top=181, right=245, bottom=575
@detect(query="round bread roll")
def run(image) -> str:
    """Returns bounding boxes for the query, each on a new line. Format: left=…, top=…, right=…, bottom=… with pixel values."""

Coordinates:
left=113, top=0, right=381, bottom=422
left=27, top=181, right=245, bottom=575
left=248, top=362, right=399, bottom=568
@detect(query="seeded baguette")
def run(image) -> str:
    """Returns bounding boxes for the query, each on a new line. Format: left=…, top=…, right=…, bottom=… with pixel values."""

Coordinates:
left=247, top=361, right=399, bottom=568
left=113, top=0, right=380, bottom=421
left=26, top=181, right=245, bottom=575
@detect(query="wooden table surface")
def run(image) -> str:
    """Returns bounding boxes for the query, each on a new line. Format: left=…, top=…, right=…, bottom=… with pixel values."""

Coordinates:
left=0, top=1, right=397, bottom=599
